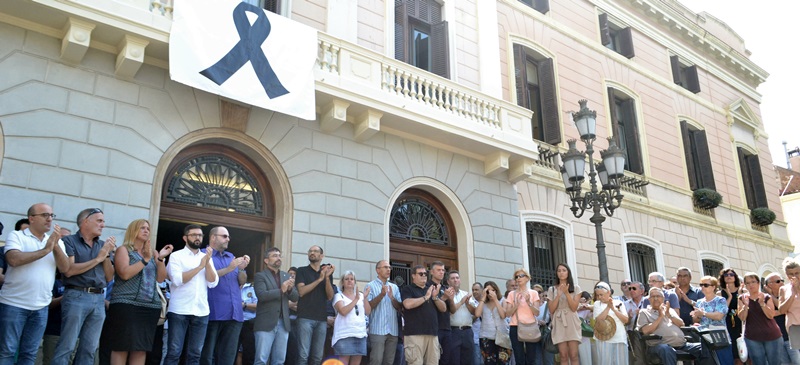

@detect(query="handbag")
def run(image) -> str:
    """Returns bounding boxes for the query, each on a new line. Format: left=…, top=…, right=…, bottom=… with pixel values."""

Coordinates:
left=736, top=336, right=747, bottom=362
left=516, top=312, right=541, bottom=343
left=581, top=319, right=594, bottom=337
left=699, top=327, right=730, bottom=350
left=156, top=284, right=168, bottom=326
left=542, top=324, right=559, bottom=353
left=495, top=312, right=513, bottom=350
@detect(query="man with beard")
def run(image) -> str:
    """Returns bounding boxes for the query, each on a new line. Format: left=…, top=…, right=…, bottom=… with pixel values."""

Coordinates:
left=164, top=224, right=219, bottom=365
left=401, top=264, right=447, bottom=365
left=253, top=247, right=298, bottom=365
left=295, top=245, right=335, bottom=365
left=201, top=226, right=250, bottom=365
left=52, top=208, right=117, bottom=365
left=428, top=261, right=455, bottom=365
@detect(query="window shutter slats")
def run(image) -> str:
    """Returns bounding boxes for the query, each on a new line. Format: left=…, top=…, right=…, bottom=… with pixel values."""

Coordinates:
left=670, top=55, right=681, bottom=85
left=687, top=65, right=701, bottom=93
left=694, top=129, right=716, bottom=190
left=748, top=154, right=768, bottom=208
left=620, top=27, right=635, bottom=59
left=514, top=44, right=529, bottom=108
left=621, top=99, right=643, bottom=174
left=599, top=14, right=611, bottom=46
left=430, top=20, right=449, bottom=78
left=537, top=58, right=561, bottom=145
left=394, top=3, right=409, bottom=62
left=607, top=88, right=619, bottom=142
left=680, top=121, right=698, bottom=191
left=738, top=147, right=756, bottom=209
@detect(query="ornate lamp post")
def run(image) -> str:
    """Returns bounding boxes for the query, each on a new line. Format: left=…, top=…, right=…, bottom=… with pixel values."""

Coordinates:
left=560, top=100, right=625, bottom=283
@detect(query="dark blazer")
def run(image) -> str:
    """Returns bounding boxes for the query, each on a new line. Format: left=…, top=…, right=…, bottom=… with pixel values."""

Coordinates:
left=254, top=268, right=299, bottom=332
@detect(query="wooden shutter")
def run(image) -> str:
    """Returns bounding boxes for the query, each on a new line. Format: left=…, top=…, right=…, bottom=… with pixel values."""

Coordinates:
left=599, top=14, right=611, bottom=46
left=534, top=0, right=550, bottom=14
left=264, top=0, right=280, bottom=13
left=430, top=20, right=450, bottom=78
left=394, top=3, right=409, bottom=62
left=680, top=121, right=698, bottom=191
left=748, top=153, right=768, bottom=208
left=670, top=55, right=681, bottom=85
left=607, top=88, right=621, bottom=146
left=686, top=65, right=701, bottom=93
left=619, top=27, right=635, bottom=59
left=513, top=44, right=529, bottom=108
left=537, top=58, right=561, bottom=145
left=621, top=99, right=643, bottom=174
left=737, top=147, right=755, bottom=209
left=694, top=129, right=716, bottom=190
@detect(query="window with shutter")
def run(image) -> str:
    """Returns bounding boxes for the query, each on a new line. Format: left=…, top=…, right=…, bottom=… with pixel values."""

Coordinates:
left=670, top=55, right=701, bottom=93
left=599, top=13, right=635, bottom=59
left=681, top=121, right=716, bottom=191
left=738, top=147, right=768, bottom=209
left=608, top=88, right=643, bottom=174
left=513, top=44, right=561, bottom=145
left=519, top=0, right=550, bottom=14
left=627, top=243, right=657, bottom=285
left=394, top=0, right=449, bottom=78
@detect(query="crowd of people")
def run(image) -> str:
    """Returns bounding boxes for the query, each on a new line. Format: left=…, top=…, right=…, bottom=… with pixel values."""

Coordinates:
left=1, top=203, right=800, bottom=365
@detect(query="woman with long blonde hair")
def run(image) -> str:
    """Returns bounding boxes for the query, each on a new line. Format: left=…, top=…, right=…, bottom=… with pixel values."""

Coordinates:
left=108, top=219, right=173, bottom=365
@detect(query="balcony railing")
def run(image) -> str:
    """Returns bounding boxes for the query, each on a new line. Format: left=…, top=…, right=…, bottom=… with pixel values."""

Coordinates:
left=620, top=172, right=649, bottom=197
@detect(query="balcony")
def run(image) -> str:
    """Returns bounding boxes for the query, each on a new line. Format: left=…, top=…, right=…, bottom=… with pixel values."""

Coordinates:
left=1, top=0, right=541, bottom=182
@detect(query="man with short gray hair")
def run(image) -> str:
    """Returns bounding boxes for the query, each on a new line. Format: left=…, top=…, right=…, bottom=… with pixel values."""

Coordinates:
left=642, top=272, right=679, bottom=309
left=365, top=260, right=402, bottom=365
left=675, top=267, right=702, bottom=326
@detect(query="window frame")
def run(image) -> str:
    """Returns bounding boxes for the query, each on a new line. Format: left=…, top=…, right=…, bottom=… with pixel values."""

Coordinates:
left=395, top=0, right=450, bottom=78
left=680, top=120, right=716, bottom=191
left=599, top=13, right=635, bottom=59
left=608, top=87, right=644, bottom=174
left=621, top=233, right=665, bottom=286
left=670, top=55, right=701, bottom=93
left=513, top=44, right=561, bottom=145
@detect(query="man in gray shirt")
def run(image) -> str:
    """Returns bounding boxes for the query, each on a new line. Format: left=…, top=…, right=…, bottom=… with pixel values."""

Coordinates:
left=52, top=208, right=116, bottom=365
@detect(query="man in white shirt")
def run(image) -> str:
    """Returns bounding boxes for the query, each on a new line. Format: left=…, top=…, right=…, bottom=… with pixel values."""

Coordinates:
left=447, top=270, right=476, bottom=365
left=365, top=260, right=402, bottom=365
left=0, top=203, right=69, bottom=364
left=164, top=224, right=219, bottom=365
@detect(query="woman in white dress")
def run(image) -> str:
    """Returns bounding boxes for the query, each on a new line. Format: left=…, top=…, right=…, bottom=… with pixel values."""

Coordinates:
left=591, top=282, right=628, bottom=365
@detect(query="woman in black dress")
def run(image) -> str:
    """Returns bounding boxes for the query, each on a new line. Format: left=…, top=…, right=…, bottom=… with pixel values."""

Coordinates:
left=719, top=268, right=744, bottom=365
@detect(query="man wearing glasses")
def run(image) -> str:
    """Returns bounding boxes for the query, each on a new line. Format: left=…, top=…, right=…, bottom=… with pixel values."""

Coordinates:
left=52, top=207, right=117, bottom=365
left=641, top=272, right=679, bottom=309
left=765, top=272, right=800, bottom=364
left=295, top=245, right=335, bottom=365
left=164, top=224, right=219, bottom=365
left=253, top=247, right=298, bottom=365
left=365, top=260, right=402, bottom=365
left=636, top=287, right=704, bottom=365
left=0, top=203, right=69, bottom=364
left=623, top=281, right=645, bottom=330
left=201, top=226, right=250, bottom=365
left=615, top=279, right=632, bottom=302
left=401, top=265, right=447, bottom=365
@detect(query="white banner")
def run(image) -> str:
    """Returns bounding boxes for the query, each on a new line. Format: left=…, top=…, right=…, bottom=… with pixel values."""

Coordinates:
left=170, top=0, right=317, bottom=120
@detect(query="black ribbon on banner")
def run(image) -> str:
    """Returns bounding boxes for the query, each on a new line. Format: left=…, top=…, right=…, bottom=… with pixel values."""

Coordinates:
left=200, top=2, right=289, bottom=99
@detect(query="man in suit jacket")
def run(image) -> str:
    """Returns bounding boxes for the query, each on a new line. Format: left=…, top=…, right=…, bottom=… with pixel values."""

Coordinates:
left=253, top=247, right=298, bottom=365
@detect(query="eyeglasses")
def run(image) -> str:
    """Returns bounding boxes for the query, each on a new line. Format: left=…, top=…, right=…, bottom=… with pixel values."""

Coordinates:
left=215, top=234, right=231, bottom=239
left=355, top=304, right=359, bottom=316
left=515, top=274, right=528, bottom=279
left=772, top=279, right=784, bottom=284
left=621, top=281, right=631, bottom=286
left=186, top=233, right=204, bottom=238
left=86, top=208, right=103, bottom=219
left=723, top=272, right=736, bottom=277
left=308, top=249, right=321, bottom=253
left=31, top=213, right=56, bottom=219
left=628, top=287, right=639, bottom=291
left=699, top=283, right=713, bottom=288
left=648, top=280, right=661, bottom=283
left=416, top=272, right=428, bottom=277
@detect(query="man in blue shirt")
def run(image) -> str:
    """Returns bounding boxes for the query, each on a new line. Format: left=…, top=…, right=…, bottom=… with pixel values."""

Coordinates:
left=365, top=260, right=402, bottom=365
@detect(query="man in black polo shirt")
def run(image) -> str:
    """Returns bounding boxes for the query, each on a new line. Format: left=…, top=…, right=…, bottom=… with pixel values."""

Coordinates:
left=428, top=261, right=456, bottom=365
left=295, top=245, right=335, bottom=365
left=52, top=208, right=116, bottom=365
left=402, top=264, right=446, bottom=365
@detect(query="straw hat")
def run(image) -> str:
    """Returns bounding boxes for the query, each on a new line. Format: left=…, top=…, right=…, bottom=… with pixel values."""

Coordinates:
left=593, top=315, right=617, bottom=341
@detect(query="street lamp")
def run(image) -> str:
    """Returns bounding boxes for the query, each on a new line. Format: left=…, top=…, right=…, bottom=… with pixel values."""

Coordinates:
left=560, top=100, right=625, bottom=283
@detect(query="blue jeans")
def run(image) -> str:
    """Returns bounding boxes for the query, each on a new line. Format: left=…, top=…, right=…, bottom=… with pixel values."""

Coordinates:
left=164, top=313, right=209, bottom=365
left=647, top=343, right=703, bottom=365
left=254, top=321, right=289, bottom=365
left=296, top=318, right=327, bottom=365
left=52, top=289, right=106, bottom=365
left=0, top=303, right=48, bottom=365
left=200, top=320, right=242, bottom=365
left=509, top=326, right=539, bottom=365
left=784, top=340, right=800, bottom=365
left=745, top=337, right=782, bottom=365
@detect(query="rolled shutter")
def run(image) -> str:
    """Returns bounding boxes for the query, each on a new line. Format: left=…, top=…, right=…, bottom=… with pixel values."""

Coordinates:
left=599, top=14, right=611, bottom=46
left=670, top=55, right=681, bottom=85
left=430, top=20, right=450, bottom=78
left=680, top=121, right=697, bottom=191
left=537, top=58, right=561, bottom=145
left=619, top=27, right=635, bottom=59
left=694, top=129, right=716, bottom=190
left=395, top=3, right=409, bottom=62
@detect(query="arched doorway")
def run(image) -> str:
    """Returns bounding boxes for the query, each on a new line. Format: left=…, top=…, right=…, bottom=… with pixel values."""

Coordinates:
left=389, top=188, right=457, bottom=286
left=157, top=144, right=275, bottom=277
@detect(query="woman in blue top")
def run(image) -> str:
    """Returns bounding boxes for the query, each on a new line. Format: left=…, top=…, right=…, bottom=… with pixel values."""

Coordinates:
left=691, top=275, right=734, bottom=365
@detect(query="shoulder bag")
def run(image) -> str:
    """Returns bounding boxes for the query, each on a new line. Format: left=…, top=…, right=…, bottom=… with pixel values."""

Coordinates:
left=514, top=291, right=541, bottom=343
